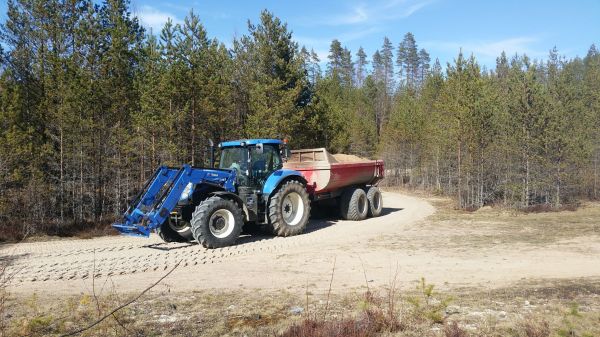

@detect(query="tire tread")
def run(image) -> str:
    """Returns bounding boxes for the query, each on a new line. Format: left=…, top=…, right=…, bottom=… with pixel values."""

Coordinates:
left=191, top=196, right=243, bottom=248
left=268, top=180, right=311, bottom=237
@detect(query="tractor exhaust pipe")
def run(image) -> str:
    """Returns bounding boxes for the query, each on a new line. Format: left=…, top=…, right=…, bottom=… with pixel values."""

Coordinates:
left=208, top=139, right=215, bottom=168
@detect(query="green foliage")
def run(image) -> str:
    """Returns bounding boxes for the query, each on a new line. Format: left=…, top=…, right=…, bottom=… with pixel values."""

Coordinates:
left=0, top=1, right=599, bottom=238
left=407, top=277, right=453, bottom=324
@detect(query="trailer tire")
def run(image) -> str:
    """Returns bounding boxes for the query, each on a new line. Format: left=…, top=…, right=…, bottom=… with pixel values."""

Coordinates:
left=366, top=186, right=383, bottom=217
left=156, top=220, right=188, bottom=243
left=191, top=196, right=243, bottom=248
left=340, top=187, right=368, bottom=220
left=268, top=180, right=311, bottom=237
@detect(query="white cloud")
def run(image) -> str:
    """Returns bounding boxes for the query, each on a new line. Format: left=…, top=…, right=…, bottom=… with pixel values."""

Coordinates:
left=137, top=5, right=182, bottom=34
left=295, top=26, right=381, bottom=49
left=319, top=0, right=433, bottom=26
left=331, top=5, right=369, bottom=25
left=423, top=36, right=546, bottom=63
left=403, top=1, right=432, bottom=17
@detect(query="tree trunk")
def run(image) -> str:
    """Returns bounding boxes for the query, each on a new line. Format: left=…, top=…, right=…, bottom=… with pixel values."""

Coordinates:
left=457, top=139, right=462, bottom=208
left=139, top=126, right=145, bottom=186
left=594, top=152, right=598, bottom=199
left=60, top=127, right=64, bottom=223
left=435, top=147, right=441, bottom=191
left=524, top=156, right=530, bottom=207
left=555, top=162, right=561, bottom=207
left=191, top=98, right=196, bottom=166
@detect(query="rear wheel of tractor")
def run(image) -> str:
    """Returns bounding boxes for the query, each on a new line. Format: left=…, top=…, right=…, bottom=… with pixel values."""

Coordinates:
left=366, top=186, right=383, bottom=217
left=268, top=181, right=311, bottom=237
left=340, top=187, right=368, bottom=220
left=156, top=220, right=187, bottom=243
left=191, top=196, right=243, bottom=248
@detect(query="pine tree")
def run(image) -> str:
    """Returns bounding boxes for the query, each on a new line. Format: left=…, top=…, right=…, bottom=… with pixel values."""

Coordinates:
left=507, top=55, right=547, bottom=207
left=584, top=45, right=600, bottom=199
left=236, top=10, right=313, bottom=145
left=355, top=47, right=368, bottom=87
left=418, top=48, right=430, bottom=86
left=380, top=37, right=395, bottom=93
left=327, top=39, right=343, bottom=79
left=397, top=32, right=419, bottom=89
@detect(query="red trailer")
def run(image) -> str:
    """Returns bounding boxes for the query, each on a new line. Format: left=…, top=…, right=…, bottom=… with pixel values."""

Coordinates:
left=284, top=148, right=385, bottom=220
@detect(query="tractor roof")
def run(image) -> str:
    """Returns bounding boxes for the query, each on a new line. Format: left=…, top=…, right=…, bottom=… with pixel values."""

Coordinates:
left=219, top=139, right=284, bottom=147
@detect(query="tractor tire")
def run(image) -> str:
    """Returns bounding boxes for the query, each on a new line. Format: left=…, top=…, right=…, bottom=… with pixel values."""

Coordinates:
left=340, top=187, right=368, bottom=220
left=168, top=213, right=194, bottom=241
left=268, top=180, right=311, bottom=237
left=191, top=196, right=243, bottom=248
left=366, top=186, right=383, bottom=217
left=156, top=220, right=187, bottom=243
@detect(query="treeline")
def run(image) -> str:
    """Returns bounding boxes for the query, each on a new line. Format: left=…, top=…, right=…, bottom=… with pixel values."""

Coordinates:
left=0, top=0, right=599, bottom=238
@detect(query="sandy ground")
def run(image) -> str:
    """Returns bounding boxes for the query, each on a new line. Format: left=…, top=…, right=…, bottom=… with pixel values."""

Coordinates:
left=2, top=192, right=599, bottom=296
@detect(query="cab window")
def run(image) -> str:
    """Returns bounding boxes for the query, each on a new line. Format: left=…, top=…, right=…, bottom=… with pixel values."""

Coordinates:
left=251, top=144, right=282, bottom=182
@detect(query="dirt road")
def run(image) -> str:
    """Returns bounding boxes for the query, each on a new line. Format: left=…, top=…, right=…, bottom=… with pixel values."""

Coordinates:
left=3, top=192, right=600, bottom=295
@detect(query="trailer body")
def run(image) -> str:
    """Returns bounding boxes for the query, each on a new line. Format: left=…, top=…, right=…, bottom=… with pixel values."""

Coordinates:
left=284, top=148, right=384, bottom=199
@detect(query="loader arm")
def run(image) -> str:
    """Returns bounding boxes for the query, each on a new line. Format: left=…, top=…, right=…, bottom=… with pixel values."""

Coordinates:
left=112, top=165, right=236, bottom=237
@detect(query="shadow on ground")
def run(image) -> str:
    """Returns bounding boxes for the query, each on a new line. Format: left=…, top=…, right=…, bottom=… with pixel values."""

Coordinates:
left=143, top=206, right=404, bottom=250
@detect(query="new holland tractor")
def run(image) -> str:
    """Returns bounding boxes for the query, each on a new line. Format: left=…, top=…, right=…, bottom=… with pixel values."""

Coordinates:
left=113, top=139, right=384, bottom=248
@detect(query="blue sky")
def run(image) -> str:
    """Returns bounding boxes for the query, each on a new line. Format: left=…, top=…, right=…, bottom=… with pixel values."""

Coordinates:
left=2, top=0, right=599, bottom=69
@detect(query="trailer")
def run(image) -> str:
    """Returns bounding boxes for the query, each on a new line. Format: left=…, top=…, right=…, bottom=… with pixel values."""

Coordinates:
left=112, top=139, right=384, bottom=248
left=284, top=148, right=384, bottom=219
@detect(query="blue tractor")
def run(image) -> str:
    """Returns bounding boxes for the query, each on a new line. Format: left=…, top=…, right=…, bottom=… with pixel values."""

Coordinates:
left=112, top=139, right=311, bottom=248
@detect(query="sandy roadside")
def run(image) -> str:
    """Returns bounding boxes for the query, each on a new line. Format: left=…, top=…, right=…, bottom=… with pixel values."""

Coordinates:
left=3, top=192, right=599, bottom=295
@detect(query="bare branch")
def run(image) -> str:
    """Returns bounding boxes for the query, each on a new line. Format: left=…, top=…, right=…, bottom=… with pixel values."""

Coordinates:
left=324, top=256, right=336, bottom=318
left=60, top=259, right=182, bottom=337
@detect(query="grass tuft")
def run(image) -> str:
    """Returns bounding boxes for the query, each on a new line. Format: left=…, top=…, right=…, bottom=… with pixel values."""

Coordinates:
left=523, top=319, right=550, bottom=337
left=444, top=321, right=469, bottom=337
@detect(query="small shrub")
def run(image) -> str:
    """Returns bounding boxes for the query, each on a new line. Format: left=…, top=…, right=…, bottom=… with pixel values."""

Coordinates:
left=444, top=321, right=469, bottom=337
left=17, top=315, right=54, bottom=336
left=522, top=203, right=579, bottom=213
left=523, top=319, right=550, bottom=337
left=280, top=289, right=406, bottom=337
left=280, top=318, right=369, bottom=337
left=407, top=277, right=453, bottom=324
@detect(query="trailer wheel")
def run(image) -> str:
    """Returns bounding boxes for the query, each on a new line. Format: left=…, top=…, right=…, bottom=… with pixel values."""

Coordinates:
left=366, top=186, right=383, bottom=217
left=191, top=196, right=243, bottom=248
left=340, top=187, right=368, bottom=220
left=268, top=180, right=311, bottom=237
left=156, top=220, right=188, bottom=243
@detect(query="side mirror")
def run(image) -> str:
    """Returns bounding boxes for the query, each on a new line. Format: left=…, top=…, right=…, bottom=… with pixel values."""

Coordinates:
left=280, top=146, right=291, bottom=162
left=256, top=143, right=264, bottom=154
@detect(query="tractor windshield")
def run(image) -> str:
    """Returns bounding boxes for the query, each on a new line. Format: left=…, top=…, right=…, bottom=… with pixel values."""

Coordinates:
left=219, top=147, right=248, bottom=172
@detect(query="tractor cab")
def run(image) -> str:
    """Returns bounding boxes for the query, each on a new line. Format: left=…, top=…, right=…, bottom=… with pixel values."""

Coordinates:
left=217, top=139, right=288, bottom=189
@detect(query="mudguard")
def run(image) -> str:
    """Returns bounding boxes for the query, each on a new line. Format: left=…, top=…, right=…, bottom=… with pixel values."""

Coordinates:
left=262, top=169, right=307, bottom=196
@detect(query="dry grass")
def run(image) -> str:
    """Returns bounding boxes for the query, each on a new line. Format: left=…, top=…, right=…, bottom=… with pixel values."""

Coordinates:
left=2, top=277, right=599, bottom=337
left=443, top=322, right=469, bottom=337
left=0, top=219, right=118, bottom=243
left=522, top=319, right=550, bottom=337
left=370, top=192, right=600, bottom=251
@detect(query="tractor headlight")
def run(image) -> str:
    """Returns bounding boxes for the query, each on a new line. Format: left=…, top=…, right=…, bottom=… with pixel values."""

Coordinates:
left=179, top=183, right=194, bottom=202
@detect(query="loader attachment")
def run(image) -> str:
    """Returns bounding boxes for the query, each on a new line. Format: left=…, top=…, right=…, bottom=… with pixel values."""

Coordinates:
left=112, top=166, right=181, bottom=237
left=112, top=164, right=237, bottom=237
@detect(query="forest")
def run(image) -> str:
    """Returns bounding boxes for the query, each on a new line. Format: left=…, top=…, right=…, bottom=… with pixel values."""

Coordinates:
left=0, top=0, right=599, bottom=239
